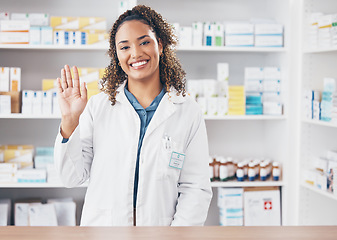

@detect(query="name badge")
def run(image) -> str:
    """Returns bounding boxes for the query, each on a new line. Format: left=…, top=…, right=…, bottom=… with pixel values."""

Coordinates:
left=169, top=151, right=185, bottom=169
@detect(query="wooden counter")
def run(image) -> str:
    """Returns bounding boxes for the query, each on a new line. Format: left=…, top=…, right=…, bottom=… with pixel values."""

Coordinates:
left=0, top=226, right=337, bottom=240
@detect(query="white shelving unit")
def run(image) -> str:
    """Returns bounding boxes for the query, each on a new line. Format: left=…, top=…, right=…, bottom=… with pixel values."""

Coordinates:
left=298, top=0, right=337, bottom=226
left=0, top=0, right=295, bottom=226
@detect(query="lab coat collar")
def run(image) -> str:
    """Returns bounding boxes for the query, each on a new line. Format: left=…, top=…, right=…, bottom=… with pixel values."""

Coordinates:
left=115, top=81, right=186, bottom=104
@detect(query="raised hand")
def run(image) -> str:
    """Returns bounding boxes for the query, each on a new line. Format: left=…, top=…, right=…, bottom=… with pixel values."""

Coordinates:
left=57, top=65, right=87, bottom=138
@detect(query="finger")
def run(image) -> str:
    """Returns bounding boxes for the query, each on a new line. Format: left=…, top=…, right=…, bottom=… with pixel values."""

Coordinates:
left=72, top=66, right=80, bottom=89
left=64, top=65, right=73, bottom=88
left=80, top=82, right=87, bottom=101
left=56, top=78, right=63, bottom=94
left=61, top=68, right=68, bottom=90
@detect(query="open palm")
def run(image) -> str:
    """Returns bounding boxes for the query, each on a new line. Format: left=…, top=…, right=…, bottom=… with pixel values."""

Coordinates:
left=57, top=65, right=87, bottom=118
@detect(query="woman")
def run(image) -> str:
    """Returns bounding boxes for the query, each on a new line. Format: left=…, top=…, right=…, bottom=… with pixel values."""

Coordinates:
left=54, top=5, right=212, bottom=226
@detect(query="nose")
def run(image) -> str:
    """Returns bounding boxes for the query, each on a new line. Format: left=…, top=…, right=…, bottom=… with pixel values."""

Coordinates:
left=131, top=44, right=142, bottom=59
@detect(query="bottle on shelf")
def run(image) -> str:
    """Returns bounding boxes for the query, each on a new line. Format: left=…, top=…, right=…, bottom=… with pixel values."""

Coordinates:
left=213, top=156, right=220, bottom=181
left=253, top=159, right=260, bottom=179
left=219, top=156, right=229, bottom=181
left=243, top=160, right=249, bottom=180
left=236, top=162, right=244, bottom=182
left=227, top=157, right=235, bottom=180
left=248, top=161, right=256, bottom=181
left=272, top=161, right=281, bottom=181
left=260, top=161, right=268, bottom=181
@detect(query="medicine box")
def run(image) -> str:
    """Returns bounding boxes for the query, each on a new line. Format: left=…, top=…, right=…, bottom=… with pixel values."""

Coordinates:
left=0, top=163, right=18, bottom=173
left=179, top=26, right=192, bottom=47
left=40, top=26, right=53, bottom=45
left=0, top=91, right=21, bottom=113
left=0, top=32, right=29, bottom=44
left=1, top=145, right=34, bottom=169
left=0, top=95, right=11, bottom=114
left=255, top=35, right=283, bottom=47
left=243, top=187, right=281, bottom=226
left=0, top=13, right=10, bottom=20
left=22, top=90, right=34, bottom=114
left=11, top=13, right=49, bottom=26
left=0, top=67, right=10, bottom=92
left=192, top=22, right=203, bottom=47
left=29, top=27, right=41, bottom=45
left=217, top=63, right=229, bottom=82
left=0, top=20, right=30, bottom=32
left=17, top=169, right=46, bottom=183
left=218, top=188, right=243, bottom=226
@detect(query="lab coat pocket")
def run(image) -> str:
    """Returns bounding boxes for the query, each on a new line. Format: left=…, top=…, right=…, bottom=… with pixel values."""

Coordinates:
left=157, top=138, right=183, bottom=182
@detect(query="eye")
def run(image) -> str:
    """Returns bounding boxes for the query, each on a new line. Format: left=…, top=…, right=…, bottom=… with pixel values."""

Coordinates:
left=140, top=41, right=150, bottom=46
left=120, top=46, right=129, bottom=50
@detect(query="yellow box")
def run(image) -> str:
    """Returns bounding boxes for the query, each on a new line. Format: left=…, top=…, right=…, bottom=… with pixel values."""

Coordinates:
left=51, top=17, right=106, bottom=31
left=79, top=17, right=107, bottom=32
left=72, top=67, right=100, bottom=89
left=42, top=79, right=57, bottom=91
left=99, top=68, right=106, bottom=79
left=86, top=32, right=109, bottom=45
left=229, top=86, right=245, bottom=92
left=87, top=89, right=101, bottom=100
left=228, top=110, right=245, bottom=115
left=2, top=145, right=34, bottom=169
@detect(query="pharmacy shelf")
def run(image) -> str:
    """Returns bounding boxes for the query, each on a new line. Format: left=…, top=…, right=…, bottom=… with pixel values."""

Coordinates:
left=0, top=114, right=61, bottom=119
left=302, top=119, right=337, bottom=128
left=300, top=182, right=337, bottom=201
left=0, top=182, right=88, bottom=188
left=0, top=44, right=109, bottom=50
left=303, top=47, right=337, bottom=54
left=0, top=114, right=287, bottom=120
left=204, top=115, right=286, bottom=120
left=0, top=44, right=287, bottom=53
left=211, top=179, right=284, bottom=187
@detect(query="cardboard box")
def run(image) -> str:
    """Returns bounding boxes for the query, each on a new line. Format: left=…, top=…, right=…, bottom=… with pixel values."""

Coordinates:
left=243, top=187, right=281, bottom=226
left=10, top=67, right=21, bottom=91
left=0, top=91, right=21, bottom=113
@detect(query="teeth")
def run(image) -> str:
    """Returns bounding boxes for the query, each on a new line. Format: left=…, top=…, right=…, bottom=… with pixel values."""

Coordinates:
left=132, top=61, right=147, bottom=67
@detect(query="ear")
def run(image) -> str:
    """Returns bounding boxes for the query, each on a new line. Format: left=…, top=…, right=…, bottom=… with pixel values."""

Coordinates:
left=157, top=38, right=163, bottom=55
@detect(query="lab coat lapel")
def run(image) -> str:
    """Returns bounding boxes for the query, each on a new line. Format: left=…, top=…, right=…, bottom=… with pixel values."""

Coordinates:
left=144, top=93, right=176, bottom=138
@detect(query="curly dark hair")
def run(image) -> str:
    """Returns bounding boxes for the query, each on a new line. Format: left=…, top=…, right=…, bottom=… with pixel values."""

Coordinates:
left=101, top=5, right=186, bottom=105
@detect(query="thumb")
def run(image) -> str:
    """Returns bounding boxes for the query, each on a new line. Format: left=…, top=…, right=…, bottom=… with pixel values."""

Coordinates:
left=80, top=82, right=87, bottom=101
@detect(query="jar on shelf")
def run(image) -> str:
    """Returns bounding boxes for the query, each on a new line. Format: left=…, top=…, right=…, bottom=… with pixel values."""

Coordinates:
left=236, top=162, right=244, bottom=182
left=248, top=161, right=256, bottom=181
left=272, top=161, right=281, bottom=181
left=260, top=161, right=268, bottom=181
left=213, top=156, right=220, bottom=181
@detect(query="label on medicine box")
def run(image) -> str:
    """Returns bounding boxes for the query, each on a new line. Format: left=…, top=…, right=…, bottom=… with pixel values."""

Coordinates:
left=0, top=67, right=10, bottom=92
left=17, top=169, right=46, bottom=183
left=0, top=32, right=29, bottom=44
left=10, top=67, right=21, bottom=91
left=225, top=35, right=254, bottom=47
left=0, top=163, right=18, bottom=173
left=255, top=24, right=283, bottom=35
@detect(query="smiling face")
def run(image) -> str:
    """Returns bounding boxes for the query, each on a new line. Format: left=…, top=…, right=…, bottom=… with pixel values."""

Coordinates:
left=115, top=20, right=163, bottom=85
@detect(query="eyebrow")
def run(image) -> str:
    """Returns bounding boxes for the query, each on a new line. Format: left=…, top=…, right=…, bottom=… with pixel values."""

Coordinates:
left=117, top=35, right=150, bottom=45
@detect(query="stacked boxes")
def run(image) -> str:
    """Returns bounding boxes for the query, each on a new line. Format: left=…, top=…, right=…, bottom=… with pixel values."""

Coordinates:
left=51, top=16, right=108, bottom=46
left=218, top=188, right=244, bottom=226
left=262, top=67, right=282, bottom=115
left=0, top=145, right=34, bottom=169
left=228, top=86, right=245, bottom=115
left=307, top=12, right=337, bottom=49
left=11, top=13, right=51, bottom=45
left=321, top=78, right=336, bottom=122
left=225, top=23, right=254, bottom=47
left=0, top=163, right=17, bottom=183
left=245, top=67, right=263, bottom=115
left=303, top=89, right=321, bottom=120
left=255, top=23, right=283, bottom=47
left=0, top=20, right=30, bottom=44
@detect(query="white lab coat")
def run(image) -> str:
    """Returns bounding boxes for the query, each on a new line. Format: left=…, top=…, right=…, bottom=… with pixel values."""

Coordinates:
left=54, top=83, right=212, bottom=226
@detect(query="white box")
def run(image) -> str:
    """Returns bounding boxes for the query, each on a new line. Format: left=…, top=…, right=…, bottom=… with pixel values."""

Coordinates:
left=52, top=91, right=61, bottom=115
left=203, top=79, right=218, bottom=97
left=207, top=97, right=218, bottom=116
left=217, top=97, right=228, bottom=116
left=32, top=91, right=43, bottom=115
left=0, top=20, right=30, bottom=31
left=0, top=67, right=10, bottom=92
left=42, top=91, right=53, bottom=115
left=225, top=35, right=254, bottom=47
left=0, top=32, right=29, bottom=44
left=0, top=13, right=10, bottom=20
left=263, top=79, right=281, bottom=92
left=218, top=188, right=243, bottom=226
left=218, top=81, right=229, bottom=97
left=262, top=92, right=282, bottom=102
left=0, top=163, right=18, bottom=173
left=244, top=187, right=281, bottom=226
left=179, top=26, right=192, bottom=47
left=245, top=79, right=263, bottom=92
left=217, top=63, right=229, bottom=82
left=264, top=67, right=282, bottom=80
left=0, top=95, right=11, bottom=114
left=225, top=23, right=254, bottom=35
left=11, top=13, right=49, bottom=26
left=255, top=24, right=283, bottom=35
left=186, top=80, right=202, bottom=99
left=245, top=67, right=264, bottom=80
left=192, top=22, right=203, bottom=47
left=17, top=169, right=46, bottom=183
left=10, top=67, right=21, bottom=91
left=263, top=102, right=282, bottom=115
left=0, top=199, right=11, bottom=226
left=40, top=26, right=53, bottom=45
left=54, top=30, right=65, bottom=45
left=0, top=173, right=16, bottom=183
left=255, top=35, right=283, bottom=47
left=22, top=90, right=34, bottom=114
left=29, top=26, right=41, bottom=45
left=197, top=97, right=207, bottom=115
